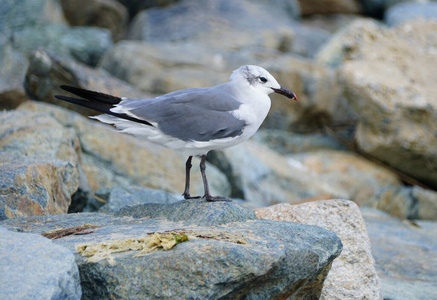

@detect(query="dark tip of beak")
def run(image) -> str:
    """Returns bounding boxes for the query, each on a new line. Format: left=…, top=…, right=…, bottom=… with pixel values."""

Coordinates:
left=272, top=87, right=297, bottom=100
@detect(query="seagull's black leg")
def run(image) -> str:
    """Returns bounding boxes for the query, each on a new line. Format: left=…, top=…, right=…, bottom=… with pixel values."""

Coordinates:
left=200, top=154, right=232, bottom=202
left=182, top=156, right=201, bottom=200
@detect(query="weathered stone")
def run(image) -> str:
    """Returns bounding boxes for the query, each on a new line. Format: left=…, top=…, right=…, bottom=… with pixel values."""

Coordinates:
left=336, top=19, right=437, bottom=189
left=385, top=2, right=437, bottom=26
left=18, top=101, right=231, bottom=198
left=115, top=199, right=258, bottom=226
left=374, top=185, right=437, bottom=220
left=0, top=39, right=29, bottom=109
left=255, top=200, right=382, bottom=300
left=297, top=0, right=361, bottom=16
left=0, top=202, right=342, bottom=299
left=11, top=24, right=112, bottom=67
left=24, top=49, right=149, bottom=116
left=252, top=129, right=348, bottom=154
left=290, top=150, right=403, bottom=208
left=362, top=208, right=437, bottom=299
left=97, top=186, right=180, bottom=213
left=60, top=0, right=128, bottom=41
left=0, top=226, right=81, bottom=299
left=318, top=19, right=437, bottom=189
left=0, top=0, right=66, bottom=36
left=208, top=141, right=345, bottom=208
left=0, top=110, right=80, bottom=219
left=126, top=0, right=295, bottom=50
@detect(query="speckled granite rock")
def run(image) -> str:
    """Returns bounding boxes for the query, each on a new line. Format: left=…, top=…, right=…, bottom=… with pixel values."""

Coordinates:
left=255, top=200, right=382, bottom=300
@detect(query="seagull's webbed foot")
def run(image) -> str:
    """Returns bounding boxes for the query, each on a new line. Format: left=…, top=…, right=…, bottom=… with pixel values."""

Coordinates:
left=183, top=193, right=202, bottom=200
left=204, top=195, right=232, bottom=202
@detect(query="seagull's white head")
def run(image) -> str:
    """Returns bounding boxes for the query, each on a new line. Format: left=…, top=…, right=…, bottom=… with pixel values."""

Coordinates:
left=230, top=65, right=297, bottom=100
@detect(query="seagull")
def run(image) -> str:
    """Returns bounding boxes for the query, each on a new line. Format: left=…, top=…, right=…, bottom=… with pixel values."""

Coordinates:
left=55, top=65, right=297, bottom=202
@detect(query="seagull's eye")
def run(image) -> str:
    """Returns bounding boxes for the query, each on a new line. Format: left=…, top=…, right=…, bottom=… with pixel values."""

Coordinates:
left=259, top=76, right=267, bottom=83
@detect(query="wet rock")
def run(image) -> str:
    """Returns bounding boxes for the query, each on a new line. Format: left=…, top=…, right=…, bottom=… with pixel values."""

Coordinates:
left=1, top=201, right=342, bottom=299
left=0, top=226, right=81, bottom=299
left=0, top=110, right=80, bottom=219
left=362, top=208, right=437, bottom=300
left=24, top=49, right=149, bottom=116
left=18, top=101, right=231, bottom=199
left=96, top=186, right=180, bottom=213
left=256, top=200, right=382, bottom=300
left=60, top=0, right=128, bottom=41
left=385, top=2, right=437, bottom=26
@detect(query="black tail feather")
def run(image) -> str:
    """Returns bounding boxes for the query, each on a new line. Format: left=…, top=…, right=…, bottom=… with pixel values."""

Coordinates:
left=60, top=85, right=122, bottom=105
left=55, top=89, right=153, bottom=126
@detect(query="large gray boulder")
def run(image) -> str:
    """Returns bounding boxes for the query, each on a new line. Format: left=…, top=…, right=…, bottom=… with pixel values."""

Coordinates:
left=1, top=201, right=342, bottom=299
left=318, top=19, right=437, bottom=189
left=126, top=0, right=297, bottom=50
left=362, top=208, right=437, bottom=299
left=0, top=226, right=81, bottom=299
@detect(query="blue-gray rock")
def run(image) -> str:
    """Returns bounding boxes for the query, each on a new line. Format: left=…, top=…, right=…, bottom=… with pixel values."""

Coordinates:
left=24, top=50, right=148, bottom=116
left=127, top=0, right=295, bottom=43
left=0, top=202, right=342, bottom=300
left=252, top=129, right=348, bottom=154
left=0, top=226, right=81, bottom=299
left=385, top=2, right=437, bottom=26
left=362, top=208, right=437, bottom=300
left=11, top=24, right=112, bottom=66
left=60, top=0, right=128, bottom=41
left=114, top=198, right=258, bottom=226
left=0, top=0, right=66, bottom=35
left=96, top=186, right=180, bottom=213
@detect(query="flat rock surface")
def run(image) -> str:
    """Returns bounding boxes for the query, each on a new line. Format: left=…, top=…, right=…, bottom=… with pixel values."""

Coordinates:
left=362, top=208, right=437, bottom=300
left=115, top=199, right=258, bottom=226
left=0, top=226, right=81, bottom=300
left=1, top=201, right=342, bottom=300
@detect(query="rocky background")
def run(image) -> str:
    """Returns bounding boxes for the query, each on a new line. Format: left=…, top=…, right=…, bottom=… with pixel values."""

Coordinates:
left=1, top=0, right=436, bottom=299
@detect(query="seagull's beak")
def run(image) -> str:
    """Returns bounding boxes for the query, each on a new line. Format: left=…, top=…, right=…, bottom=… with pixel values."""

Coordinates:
left=272, top=87, right=297, bottom=100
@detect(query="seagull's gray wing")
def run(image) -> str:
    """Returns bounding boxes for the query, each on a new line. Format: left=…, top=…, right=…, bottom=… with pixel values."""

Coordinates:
left=122, top=85, right=247, bottom=142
